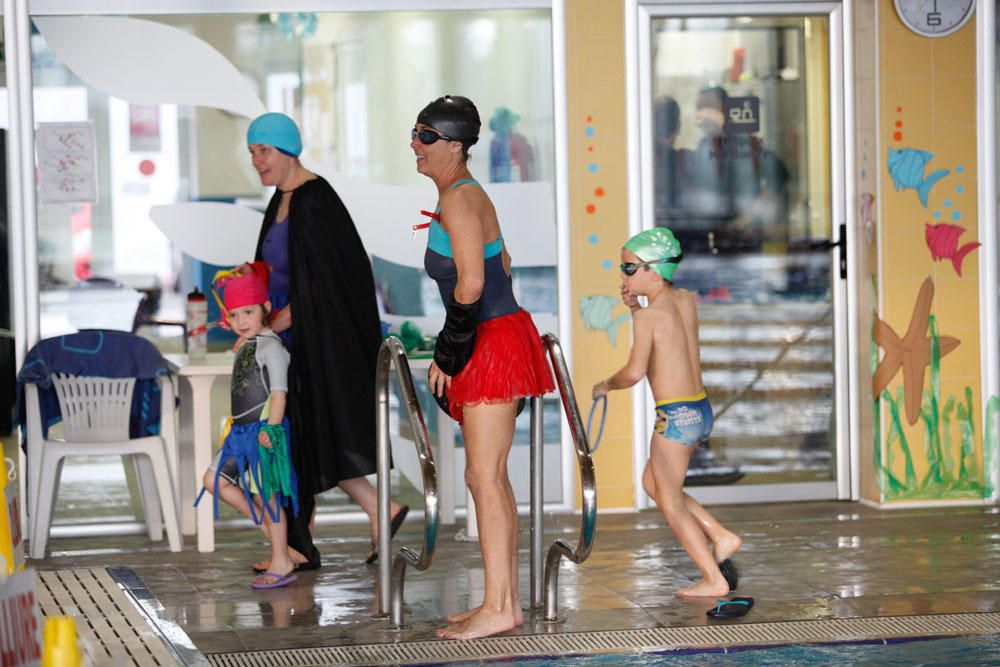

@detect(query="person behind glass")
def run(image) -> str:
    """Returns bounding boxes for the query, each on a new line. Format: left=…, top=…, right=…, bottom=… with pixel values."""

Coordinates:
left=242, top=112, right=407, bottom=572
left=684, top=85, right=789, bottom=250
left=412, top=95, right=555, bottom=640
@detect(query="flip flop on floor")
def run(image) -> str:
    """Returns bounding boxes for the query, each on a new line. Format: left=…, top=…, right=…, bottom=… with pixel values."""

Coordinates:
left=365, top=505, right=411, bottom=565
left=718, top=558, right=739, bottom=591
left=706, top=596, right=754, bottom=619
left=253, top=560, right=321, bottom=574
left=251, top=571, right=298, bottom=590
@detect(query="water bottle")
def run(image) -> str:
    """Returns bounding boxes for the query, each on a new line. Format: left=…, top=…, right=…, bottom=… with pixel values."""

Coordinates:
left=185, top=287, right=208, bottom=358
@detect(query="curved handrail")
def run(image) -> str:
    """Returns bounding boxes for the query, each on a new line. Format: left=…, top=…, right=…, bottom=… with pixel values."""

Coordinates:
left=540, top=333, right=597, bottom=621
left=375, top=336, right=439, bottom=629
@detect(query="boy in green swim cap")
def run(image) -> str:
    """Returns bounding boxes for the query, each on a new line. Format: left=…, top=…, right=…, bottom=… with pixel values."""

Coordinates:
left=593, top=227, right=742, bottom=598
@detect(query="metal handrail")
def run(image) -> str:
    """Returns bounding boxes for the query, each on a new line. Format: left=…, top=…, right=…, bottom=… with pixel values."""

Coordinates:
left=539, top=333, right=597, bottom=621
left=375, top=337, right=439, bottom=629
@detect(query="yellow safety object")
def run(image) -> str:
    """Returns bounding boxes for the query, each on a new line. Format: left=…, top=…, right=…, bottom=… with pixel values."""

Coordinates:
left=42, top=616, right=81, bottom=667
left=0, top=456, right=24, bottom=576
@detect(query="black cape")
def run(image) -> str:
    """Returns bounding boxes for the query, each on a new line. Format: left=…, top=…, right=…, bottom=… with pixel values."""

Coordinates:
left=254, top=176, right=381, bottom=497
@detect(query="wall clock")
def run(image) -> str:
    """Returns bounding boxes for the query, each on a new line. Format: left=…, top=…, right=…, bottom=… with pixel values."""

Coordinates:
left=893, top=0, right=975, bottom=38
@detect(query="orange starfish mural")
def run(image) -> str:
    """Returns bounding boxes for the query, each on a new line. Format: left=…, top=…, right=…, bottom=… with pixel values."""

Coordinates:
left=872, top=277, right=960, bottom=425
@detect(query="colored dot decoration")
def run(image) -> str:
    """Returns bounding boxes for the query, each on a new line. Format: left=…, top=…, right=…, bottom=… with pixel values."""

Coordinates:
left=944, top=199, right=952, bottom=208
left=934, top=211, right=942, bottom=218
left=602, top=259, right=613, bottom=270
left=893, top=107, right=903, bottom=142
left=952, top=211, right=961, bottom=221
left=957, top=185, right=965, bottom=193
left=584, top=126, right=595, bottom=137
left=595, top=187, right=604, bottom=197
left=587, top=163, right=598, bottom=173
left=893, top=131, right=902, bottom=141
left=586, top=204, right=596, bottom=214
left=588, top=234, right=599, bottom=244
left=956, top=165, right=965, bottom=173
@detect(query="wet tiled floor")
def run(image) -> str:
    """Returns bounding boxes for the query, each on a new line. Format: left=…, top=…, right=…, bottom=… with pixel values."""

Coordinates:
left=28, top=500, right=1000, bottom=656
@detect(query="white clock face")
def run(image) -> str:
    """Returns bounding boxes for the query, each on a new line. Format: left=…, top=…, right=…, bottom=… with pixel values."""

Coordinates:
left=894, top=0, right=976, bottom=38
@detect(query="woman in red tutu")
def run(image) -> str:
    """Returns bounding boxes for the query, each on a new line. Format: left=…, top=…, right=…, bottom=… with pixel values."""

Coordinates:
left=412, top=95, right=554, bottom=640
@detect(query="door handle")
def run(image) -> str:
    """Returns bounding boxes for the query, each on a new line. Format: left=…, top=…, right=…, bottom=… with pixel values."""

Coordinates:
left=808, top=223, right=847, bottom=280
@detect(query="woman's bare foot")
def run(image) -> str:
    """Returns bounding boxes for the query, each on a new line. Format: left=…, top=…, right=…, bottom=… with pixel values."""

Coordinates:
left=677, top=577, right=730, bottom=598
left=437, top=606, right=521, bottom=640
left=447, top=604, right=524, bottom=625
left=713, top=533, right=742, bottom=563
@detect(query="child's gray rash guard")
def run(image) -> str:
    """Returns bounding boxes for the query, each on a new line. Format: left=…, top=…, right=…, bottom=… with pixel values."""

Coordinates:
left=230, top=332, right=289, bottom=424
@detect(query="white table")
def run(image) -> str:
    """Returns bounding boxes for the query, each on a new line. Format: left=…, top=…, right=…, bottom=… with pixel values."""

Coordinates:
left=164, top=352, right=234, bottom=553
left=165, top=350, right=476, bottom=553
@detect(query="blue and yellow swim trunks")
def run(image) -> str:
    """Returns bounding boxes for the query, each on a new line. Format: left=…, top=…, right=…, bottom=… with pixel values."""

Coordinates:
left=654, top=391, right=713, bottom=446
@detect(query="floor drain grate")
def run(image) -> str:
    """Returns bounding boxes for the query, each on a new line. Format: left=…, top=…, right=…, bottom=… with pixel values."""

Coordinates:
left=206, top=612, right=1000, bottom=666
left=36, top=567, right=188, bottom=666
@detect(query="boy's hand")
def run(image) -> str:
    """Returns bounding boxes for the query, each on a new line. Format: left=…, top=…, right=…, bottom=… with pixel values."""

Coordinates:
left=621, top=283, right=640, bottom=311
left=258, top=430, right=272, bottom=448
left=592, top=380, right=609, bottom=399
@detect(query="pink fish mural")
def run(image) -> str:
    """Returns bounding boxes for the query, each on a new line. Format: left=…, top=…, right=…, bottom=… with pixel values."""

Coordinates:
left=925, top=223, right=980, bottom=276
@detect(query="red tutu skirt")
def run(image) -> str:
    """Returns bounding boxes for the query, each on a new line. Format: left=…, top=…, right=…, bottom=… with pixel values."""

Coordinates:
left=448, top=309, right=555, bottom=423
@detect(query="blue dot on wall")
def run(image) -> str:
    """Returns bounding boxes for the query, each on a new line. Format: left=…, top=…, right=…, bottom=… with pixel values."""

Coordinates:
left=602, top=259, right=613, bottom=270
left=957, top=185, right=965, bottom=193
left=584, top=126, right=595, bottom=137
left=952, top=211, right=961, bottom=221
left=587, top=163, right=599, bottom=173
left=934, top=211, right=941, bottom=218
left=861, top=170, right=866, bottom=179
left=944, top=199, right=952, bottom=208
left=956, top=165, right=965, bottom=173
left=588, top=234, right=599, bottom=244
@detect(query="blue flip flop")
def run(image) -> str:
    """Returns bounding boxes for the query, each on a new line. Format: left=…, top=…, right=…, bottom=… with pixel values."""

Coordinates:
left=251, top=571, right=298, bottom=590
left=706, top=596, right=754, bottom=619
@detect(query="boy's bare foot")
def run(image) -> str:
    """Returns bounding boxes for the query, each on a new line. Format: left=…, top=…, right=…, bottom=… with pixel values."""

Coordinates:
left=676, top=578, right=730, bottom=598
left=447, top=604, right=524, bottom=625
left=437, top=606, right=521, bottom=640
left=713, top=533, right=742, bottom=563
left=253, top=546, right=309, bottom=573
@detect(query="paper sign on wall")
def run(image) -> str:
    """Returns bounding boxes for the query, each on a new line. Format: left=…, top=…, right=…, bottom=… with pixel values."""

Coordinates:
left=37, top=121, right=98, bottom=204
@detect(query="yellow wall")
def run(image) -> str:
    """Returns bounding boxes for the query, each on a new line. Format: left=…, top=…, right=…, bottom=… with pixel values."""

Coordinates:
left=565, top=0, right=635, bottom=508
left=867, top=0, right=986, bottom=503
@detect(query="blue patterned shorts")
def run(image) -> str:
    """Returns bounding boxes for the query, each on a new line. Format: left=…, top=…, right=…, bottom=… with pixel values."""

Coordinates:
left=654, top=392, right=713, bottom=446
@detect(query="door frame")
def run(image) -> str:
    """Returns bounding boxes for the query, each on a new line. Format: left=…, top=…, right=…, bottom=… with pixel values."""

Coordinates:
left=624, top=0, right=858, bottom=507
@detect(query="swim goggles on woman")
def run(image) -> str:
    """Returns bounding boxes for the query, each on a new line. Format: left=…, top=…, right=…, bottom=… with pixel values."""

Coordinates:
left=619, top=255, right=683, bottom=276
left=411, top=127, right=454, bottom=145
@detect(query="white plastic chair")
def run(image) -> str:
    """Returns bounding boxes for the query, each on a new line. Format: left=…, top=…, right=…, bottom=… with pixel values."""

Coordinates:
left=24, top=373, right=182, bottom=558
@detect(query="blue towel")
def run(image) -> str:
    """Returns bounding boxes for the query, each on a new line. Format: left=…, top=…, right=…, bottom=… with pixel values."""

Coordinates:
left=13, top=330, right=170, bottom=443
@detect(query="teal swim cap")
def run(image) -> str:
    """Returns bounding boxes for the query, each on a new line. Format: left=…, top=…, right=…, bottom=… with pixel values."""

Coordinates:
left=623, top=227, right=683, bottom=281
left=247, top=112, right=302, bottom=157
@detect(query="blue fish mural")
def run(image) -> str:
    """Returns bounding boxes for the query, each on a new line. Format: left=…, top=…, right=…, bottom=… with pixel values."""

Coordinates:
left=580, top=295, right=630, bottom=346
left=887, top=147, right=949, bottom=207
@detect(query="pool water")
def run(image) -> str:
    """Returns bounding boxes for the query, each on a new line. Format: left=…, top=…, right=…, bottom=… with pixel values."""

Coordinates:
left=471, top=633, right=1000, bottom=666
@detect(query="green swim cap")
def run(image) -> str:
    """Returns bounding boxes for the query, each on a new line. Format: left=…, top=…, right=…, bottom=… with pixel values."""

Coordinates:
left=623, top=227, right=683, bottom=281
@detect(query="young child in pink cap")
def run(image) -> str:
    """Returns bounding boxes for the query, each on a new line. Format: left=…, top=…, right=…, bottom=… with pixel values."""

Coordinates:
left=198, top=272, right=300, bottom=589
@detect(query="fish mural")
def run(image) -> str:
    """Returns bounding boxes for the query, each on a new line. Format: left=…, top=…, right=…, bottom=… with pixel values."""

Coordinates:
left=925, top=223, right=980, bottom=276
left=887, top=147, right=949, bottom=207
left=580, top=295, right=630, bottom=346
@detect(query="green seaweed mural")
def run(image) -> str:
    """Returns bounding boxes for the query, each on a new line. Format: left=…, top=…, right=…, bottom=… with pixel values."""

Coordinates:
left=874, top=315, right=992, bottom=500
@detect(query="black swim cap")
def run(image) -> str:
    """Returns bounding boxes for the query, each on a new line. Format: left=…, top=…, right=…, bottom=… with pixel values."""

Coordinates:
left=417, top=95, right=480, bottom=146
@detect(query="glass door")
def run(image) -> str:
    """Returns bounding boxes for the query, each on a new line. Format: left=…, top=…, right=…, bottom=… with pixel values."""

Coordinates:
left=634, top=2, right=848, bottom=502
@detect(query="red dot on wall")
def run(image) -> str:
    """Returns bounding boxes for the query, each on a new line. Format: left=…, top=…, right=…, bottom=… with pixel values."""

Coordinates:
left=893, top=131, right=903, bottom=141
left=586, top=115, right=592, bottom=122
left=897, top=106, right=903, bottom=113
left=895, top=120, right=903, bottom=128
left=139, top=159, right=155, bottom=176
left=595, top=187, right=605, bottom=197
left=588, top=146, right=594, bottom=152
left=586, top=203, right=596, bottom=214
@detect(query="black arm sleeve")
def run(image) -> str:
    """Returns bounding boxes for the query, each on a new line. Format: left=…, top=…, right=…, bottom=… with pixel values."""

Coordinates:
left=433, top=294, right=481, bottom=377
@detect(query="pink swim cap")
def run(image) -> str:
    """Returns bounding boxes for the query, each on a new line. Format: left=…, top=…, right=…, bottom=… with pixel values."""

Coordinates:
left=223, top=273, right=269, bottom=312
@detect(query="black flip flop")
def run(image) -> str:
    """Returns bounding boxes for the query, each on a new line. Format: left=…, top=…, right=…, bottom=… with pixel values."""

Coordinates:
left=366, top=505, right=410, bottom=564
left=719, top=558, right=739, bottom=591
left=706, top=596, right=754, bottom=619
